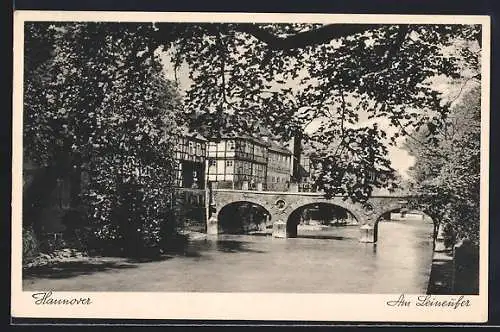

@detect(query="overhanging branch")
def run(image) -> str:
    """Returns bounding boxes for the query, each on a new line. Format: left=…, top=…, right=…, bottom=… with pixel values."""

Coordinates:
left=235, top=23, right=381, bottom=50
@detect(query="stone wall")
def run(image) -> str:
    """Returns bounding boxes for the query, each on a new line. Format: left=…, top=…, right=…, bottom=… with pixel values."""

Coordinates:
left=452, top=240, right=479, bottom=294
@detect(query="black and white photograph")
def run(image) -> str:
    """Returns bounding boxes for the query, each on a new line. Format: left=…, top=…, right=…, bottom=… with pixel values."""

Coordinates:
left=12, top=11, right=490, bottom=322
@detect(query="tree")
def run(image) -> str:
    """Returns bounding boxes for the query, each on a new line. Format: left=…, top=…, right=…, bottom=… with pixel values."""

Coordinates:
left=24, top=22, right=181, bottom=256
left=404, top=85, right=481, bottom=245
left=23, top=22, right=483, bottom=251
left=155, top=22, right=481, bottom=202
left=26, top=22, right=480, bottom=205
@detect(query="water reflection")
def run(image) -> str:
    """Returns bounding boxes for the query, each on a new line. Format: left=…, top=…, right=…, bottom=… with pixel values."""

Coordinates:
left=292, top=234, right=348, bottom=240
left=215, top=240, right=267, bottom=254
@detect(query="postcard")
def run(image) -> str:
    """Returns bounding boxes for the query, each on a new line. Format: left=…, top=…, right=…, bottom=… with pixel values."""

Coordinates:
left=12, top=11, right=490, bottom=323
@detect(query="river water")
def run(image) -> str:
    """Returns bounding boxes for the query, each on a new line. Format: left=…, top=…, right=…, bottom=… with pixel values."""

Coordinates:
left=24, top=218, right=435, bottom=293
left=172, top=219, right=435, bottom=293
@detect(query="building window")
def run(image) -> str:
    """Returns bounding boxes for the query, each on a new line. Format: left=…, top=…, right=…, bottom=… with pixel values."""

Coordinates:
left=226, top=160, right=233, bottom=167
left=209, top=159, right=216, bottom=166
left=228, top=140, right=235, bottom=150
left=188, top=141, right=195, bottom=155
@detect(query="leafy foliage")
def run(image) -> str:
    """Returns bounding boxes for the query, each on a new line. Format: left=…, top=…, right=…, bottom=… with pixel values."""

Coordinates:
left=159, top=23, right=481, bottom=202
left=24, top=23, right=181, bottom=256
left=405, top=85, right=481, bottom=244
left=22, top=226, right=39, bottom=264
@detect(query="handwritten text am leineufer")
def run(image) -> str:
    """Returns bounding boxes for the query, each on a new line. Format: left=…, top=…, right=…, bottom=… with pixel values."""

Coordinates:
left=386, top=294, right=471, bottom=309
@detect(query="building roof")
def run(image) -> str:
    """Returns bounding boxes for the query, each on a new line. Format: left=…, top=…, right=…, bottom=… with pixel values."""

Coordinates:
left=179, top=115, right=291, bottom=152
left=205, top=133, right=268, bottom=147
left=179, top=126, right=207, bottom=141
left=268, top=140, right=293, bottom=155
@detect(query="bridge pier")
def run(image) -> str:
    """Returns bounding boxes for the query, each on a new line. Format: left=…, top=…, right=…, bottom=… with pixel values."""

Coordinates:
left=206, top=215, right=218, bottom=235
left=359, top=223, right=377, bottom=243
left=272, top=221, right=287, bottom=238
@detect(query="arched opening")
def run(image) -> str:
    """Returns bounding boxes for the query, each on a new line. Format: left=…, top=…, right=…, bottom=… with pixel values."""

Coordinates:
left=375, top=208, right=434, bottom=244
left=286, top=203, right=359, bottom=239
left=218, top=201, right=271, bottom=234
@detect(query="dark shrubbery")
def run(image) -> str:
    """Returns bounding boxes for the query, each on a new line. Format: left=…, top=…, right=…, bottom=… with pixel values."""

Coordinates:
left=80, top=180, right=182, bottom=257
left=24, top=23, right=181, bottom=258
left=442, top=223, right=457, bottom=249
left=22, top=226, right=39, bottom=264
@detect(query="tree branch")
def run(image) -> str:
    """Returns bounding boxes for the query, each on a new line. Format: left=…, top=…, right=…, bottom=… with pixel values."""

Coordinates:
left=394, top=117, right=449, bottom=161
left=234, top=23, right=381, bottom=50
left=339, top=86, right=347, bottom=138
left=216, top=31, right=228, bottom=105
left=447, top=75, right=478, bottom=106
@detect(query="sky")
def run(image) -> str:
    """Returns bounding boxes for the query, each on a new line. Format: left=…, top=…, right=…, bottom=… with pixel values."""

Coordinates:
left=159, top=40, right=478, bottom=181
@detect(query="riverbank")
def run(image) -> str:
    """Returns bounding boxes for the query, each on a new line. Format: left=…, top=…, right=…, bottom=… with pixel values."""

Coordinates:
left=427, top=240, right=454, bottom=294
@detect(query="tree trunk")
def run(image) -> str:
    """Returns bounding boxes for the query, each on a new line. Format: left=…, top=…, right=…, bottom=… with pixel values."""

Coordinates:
left=292, top=132, right=303, bottom=183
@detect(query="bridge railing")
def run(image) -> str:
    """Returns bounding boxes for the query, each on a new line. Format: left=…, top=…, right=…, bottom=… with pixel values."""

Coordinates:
left=211, top=188, right=412, bottom=199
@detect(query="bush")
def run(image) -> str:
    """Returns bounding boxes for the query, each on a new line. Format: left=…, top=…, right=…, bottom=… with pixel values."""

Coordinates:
left=61, top=208, right=89, bottom=250
left=442, top=223, right=457, bottom=249
left=39, top=233, right=68, bottom=253
left=22, top=226, right=39, bottom=264
left=24, top=22, right=180, bottom=259
left=83, top=179, right=178, bottom=258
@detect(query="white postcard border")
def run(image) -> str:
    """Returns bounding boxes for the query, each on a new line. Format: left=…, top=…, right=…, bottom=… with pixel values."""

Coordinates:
left=11, top=11, right=491, bottom=323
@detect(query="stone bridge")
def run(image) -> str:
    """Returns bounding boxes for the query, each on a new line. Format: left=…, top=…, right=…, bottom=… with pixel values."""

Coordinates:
left=206, top=189, right=414, bottom=243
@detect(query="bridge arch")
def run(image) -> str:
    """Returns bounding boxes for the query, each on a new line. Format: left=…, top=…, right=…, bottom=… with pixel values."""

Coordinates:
left=216, top=200, right=271, bottom=234
left=208, top=188, right=414, bottom=241
left=285, top=202, right=361, bottom=238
